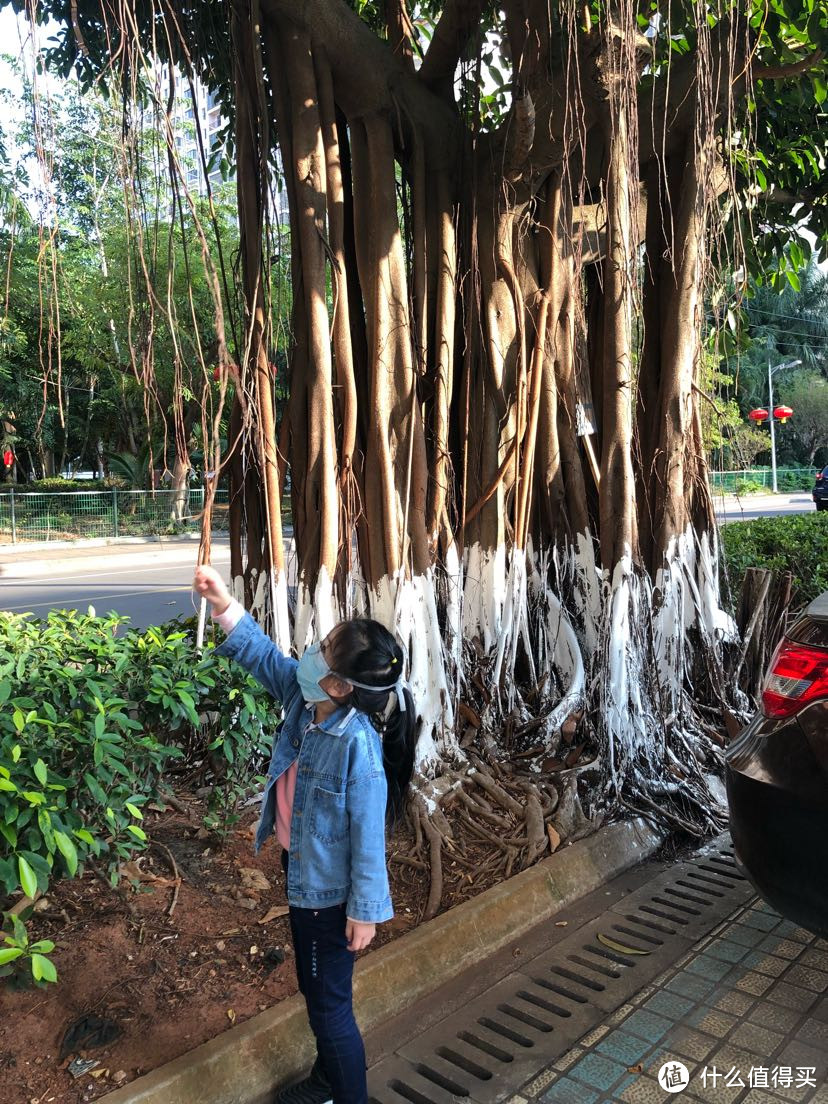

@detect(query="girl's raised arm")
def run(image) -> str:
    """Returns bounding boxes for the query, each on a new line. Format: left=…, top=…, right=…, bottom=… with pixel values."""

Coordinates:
left=193, top=566, right=297, bottom=703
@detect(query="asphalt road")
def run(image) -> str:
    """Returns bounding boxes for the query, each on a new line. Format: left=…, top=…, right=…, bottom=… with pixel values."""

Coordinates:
left=715, top=491, right=817, bottom=522
left=1, top=549, right=232, bottom=630
left=0, top=492, right=817, bottom=627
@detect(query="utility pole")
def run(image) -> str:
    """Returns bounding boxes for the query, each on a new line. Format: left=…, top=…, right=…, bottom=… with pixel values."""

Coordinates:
left=767, top=357, right=801, bottom=493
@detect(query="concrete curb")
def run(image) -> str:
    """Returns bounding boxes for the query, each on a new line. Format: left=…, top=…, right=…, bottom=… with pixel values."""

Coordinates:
left=99, top=816, right=663, bottom=1104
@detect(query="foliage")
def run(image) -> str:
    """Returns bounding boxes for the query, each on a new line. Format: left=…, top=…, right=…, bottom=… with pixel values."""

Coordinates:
left=0, top=66, right=240, bottom=482
left=781, top=371, right=828, bottom=468
left=0, top=910, right=56, bottom=989
left=715, top=263, right=828, bottom=468
left=0, top=609, right=280, bottom=986
left=721, top=512, right=828, bottom=612
left=727, top=423, right=773, bottom=470
left=733, top=477, right=768, bottom=495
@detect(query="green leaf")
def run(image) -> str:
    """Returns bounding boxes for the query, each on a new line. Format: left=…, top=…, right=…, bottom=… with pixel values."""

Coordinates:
left=83, top=772, right=108, bottom=805
left=11, top=745, right=20, bottom=763
left=31, top=953, right=57, bottom=983
left=29, top=939, right=55, bottom=954
left=12, top=709, right=24, bottom=733
left=54, top=830, right=78, bottom=876
left=9, top=912, right=27, bottom=945
left=73, top=828, right=95, bottom=845
left=0, top=947, right=24, bottom=965
left=33, top=759, right=48, bottom=786
left=126, top=824, right=147, bottom=841
left=124, top=802, right=143, bottom=820
left=0, top=680, right=10, bottom=704
left=0, top=822, right=17, bottom=848
left=0, top=779, right=18, bottom=792
left=18, top=854, right=37, bottom=899
left=38, top=808, right=56, bottom=853
left=94, top=713, right=105, bottom=740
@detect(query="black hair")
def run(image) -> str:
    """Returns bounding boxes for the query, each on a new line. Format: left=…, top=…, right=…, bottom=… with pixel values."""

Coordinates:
left=327, top=618, right=417, bottom=824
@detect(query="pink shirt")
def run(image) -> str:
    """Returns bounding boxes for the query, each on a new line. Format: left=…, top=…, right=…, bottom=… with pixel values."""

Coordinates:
left=213, top=599, right=297, bottom=850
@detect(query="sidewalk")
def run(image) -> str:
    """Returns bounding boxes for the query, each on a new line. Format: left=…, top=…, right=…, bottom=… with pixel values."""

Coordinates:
left=365, top=838, right=828, bottom=1104
left=518, top=899, right=828, bottom=1104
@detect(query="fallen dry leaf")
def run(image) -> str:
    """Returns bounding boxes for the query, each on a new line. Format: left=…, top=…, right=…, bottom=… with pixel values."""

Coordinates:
left=541, top=756, right=565, bottom=772
left=555, top=921, right=568, bottom=927
left=547, top=824, right=561, bottom=853
left=457, top=702, right=482, bottom=729
left=119, top=860, right=174, bottom=887
left=628, top=1064, right=643, bottom=1074
left=239, top=867, right=272, bottom=893
left=227, top=1009, right=236, bottom=1025
left=258, top=905, right=290, bottom=924
left=597, top=933, right=650, bottom=956
left=564, top=742, right=585, bottom=767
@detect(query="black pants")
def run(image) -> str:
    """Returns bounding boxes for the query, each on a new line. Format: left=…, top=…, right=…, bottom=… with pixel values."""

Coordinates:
left=281, top=851, right=368, bottom=1104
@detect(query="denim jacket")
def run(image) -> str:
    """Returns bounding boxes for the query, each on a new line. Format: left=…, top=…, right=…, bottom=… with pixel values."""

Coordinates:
left=216, top=612, right=394, bottom=923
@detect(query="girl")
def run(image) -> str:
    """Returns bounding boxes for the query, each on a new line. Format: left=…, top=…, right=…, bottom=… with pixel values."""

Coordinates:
left=193, top=566, right=417, bottom=1104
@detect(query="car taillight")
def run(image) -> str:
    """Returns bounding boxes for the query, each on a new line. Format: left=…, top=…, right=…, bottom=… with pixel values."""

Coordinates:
left=762, top=639, right=828, bottom=718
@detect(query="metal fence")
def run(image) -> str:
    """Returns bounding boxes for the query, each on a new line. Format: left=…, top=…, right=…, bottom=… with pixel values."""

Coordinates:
left=709, top=468, right=817, bottom=494
left=0, top=487, right=231, bottom=544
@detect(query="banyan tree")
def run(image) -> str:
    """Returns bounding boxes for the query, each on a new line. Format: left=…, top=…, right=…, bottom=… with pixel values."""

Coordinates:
left=18, top=0, right=828, bottom=852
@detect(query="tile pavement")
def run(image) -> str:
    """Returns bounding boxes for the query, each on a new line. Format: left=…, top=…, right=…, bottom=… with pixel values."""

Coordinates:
left=512, top=901, right=828, bottom=1104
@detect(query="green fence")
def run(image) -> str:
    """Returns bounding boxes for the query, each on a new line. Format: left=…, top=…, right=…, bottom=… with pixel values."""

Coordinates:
left=709, top=468, right=817, bottom=494
left=0, top=488, right=230, bottom=543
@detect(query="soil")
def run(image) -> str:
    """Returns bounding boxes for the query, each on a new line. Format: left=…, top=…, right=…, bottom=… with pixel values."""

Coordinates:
left=0, top=790, right=509, bottom=1104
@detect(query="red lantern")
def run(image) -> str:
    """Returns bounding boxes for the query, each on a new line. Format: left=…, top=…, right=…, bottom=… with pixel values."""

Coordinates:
left=213, top=365, right=221, bottom=382
left=2, top=448, right=13, bottom=468
left=773, top=405, right=793, bottom=424
left=749, top=408, right=769, bottom=423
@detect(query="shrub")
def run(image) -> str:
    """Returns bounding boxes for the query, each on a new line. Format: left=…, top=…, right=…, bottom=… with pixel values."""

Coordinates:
left=721, top=512, right=828, bottom=613
left=733, top=478, right=767, bottom=496
left=0, top=610, right=280, bottom=986
left=17, top=478, right=104, bottom=492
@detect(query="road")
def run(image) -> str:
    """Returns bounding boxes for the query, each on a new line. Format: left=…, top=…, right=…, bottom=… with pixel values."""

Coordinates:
left=715, top=491, right=817, bottom=523
left=0, top=492, right=816, bottom=626
left=1, top=547, right=232, bottom=629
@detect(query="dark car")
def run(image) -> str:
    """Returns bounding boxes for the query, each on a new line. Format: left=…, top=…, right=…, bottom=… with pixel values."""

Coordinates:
left=726, top=591, right=828, bottom=936
left=814, top=466, right=828, bottom=510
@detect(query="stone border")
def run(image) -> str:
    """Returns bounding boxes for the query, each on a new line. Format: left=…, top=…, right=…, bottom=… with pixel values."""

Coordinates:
left=100, top=817, right=662, bottom=1104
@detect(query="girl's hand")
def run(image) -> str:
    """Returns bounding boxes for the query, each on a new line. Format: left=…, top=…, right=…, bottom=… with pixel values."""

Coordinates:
left=345, top=919, right=376, bottom=952
left=193, top=565, right=232, bottom=615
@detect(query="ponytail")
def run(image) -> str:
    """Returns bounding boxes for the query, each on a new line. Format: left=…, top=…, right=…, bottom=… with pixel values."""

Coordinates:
left=328, top=619, right=417, bottom=823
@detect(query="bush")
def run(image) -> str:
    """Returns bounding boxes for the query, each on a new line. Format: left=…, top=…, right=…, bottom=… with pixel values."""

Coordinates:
left=0, top=610, right=280, bottom=986
left=721, top=512, right=828, bottom=613
left=16, top=478, right=104, bottom=492
left=733, top=478, right=767, bottom=496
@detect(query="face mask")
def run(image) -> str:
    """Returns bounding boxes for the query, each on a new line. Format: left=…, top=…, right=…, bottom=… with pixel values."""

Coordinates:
left=296, top=643, right=334, bottom=704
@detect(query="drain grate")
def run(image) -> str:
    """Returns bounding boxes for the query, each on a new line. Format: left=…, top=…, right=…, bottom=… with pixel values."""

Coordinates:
left=367, top=834, right=753, bottom=1104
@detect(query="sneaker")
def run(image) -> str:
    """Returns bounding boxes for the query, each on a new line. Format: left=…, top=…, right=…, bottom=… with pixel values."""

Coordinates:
left=275, top=1059, right=333, bottom=1104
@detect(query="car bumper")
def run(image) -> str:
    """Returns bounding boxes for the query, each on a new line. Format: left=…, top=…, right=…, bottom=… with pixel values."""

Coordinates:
left=726, top=702, right=828, bottom=937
